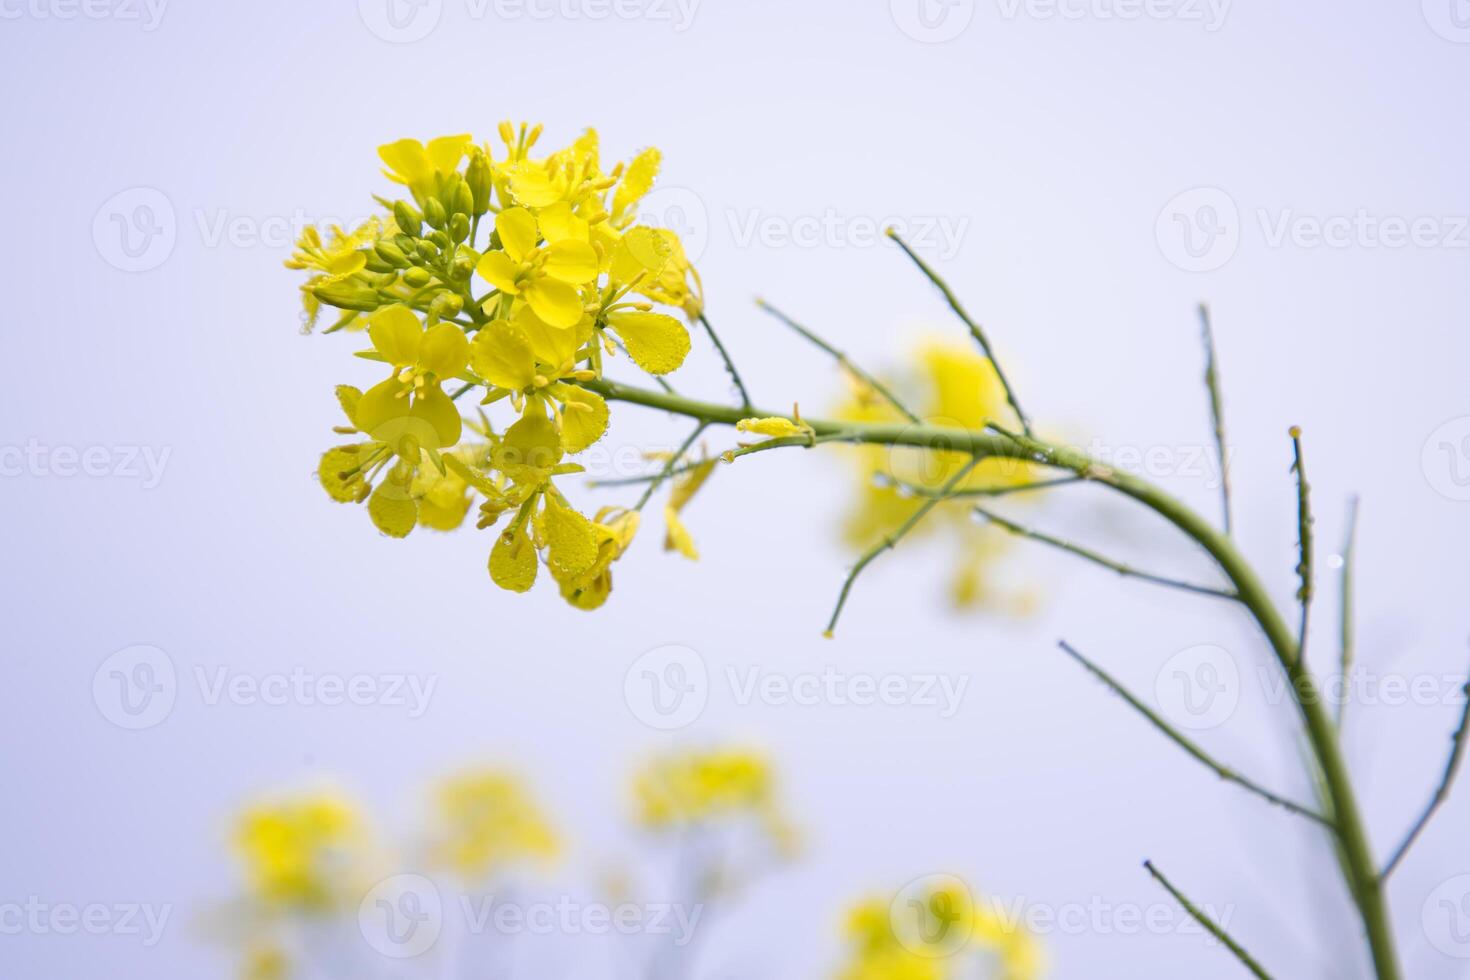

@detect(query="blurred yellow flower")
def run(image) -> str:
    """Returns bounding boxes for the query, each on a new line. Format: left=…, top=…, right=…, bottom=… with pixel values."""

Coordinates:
left=837, top=340, right=1041, bottom=610
left=836, top=880, right=1044, bottom=980
left=233, top=795, right=364, bottom=912
left=431, top=770, right=559, bottom=880
left=633, top=749, right=797, bottom=855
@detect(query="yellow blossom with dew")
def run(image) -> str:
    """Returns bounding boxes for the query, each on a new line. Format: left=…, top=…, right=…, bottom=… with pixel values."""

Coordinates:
left=233, top=795, right=365, bottom=912
left=431, top=770, right=559, bottom=880
left=294, top=121, right=705, bottom=609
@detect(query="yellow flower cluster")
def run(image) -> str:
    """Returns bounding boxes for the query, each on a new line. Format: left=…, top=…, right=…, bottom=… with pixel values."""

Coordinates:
left=431, top=769, right=560, bottom=880
left=837, top=340, right=1041, bottom=609
left=632, top=748, right=798, bottom=855
left=294, top=124, right=703, bottom=609
left=233, top=794, right=364, bottom=912
left=837, top=880, right=1044, bottom=980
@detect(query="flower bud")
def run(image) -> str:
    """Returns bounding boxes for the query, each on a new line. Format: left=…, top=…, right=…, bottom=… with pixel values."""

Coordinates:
left=403, top=267, right=433, bottom=288
left=423, top=197, right=447, bottom=230
left=451, top=181, right=474, bottom=218
left=392, top=200, right=422, bottom=237
left=465, top=151, right=492, bottom=215
left=441, top=174, right=466, bottom=214
left=430, top=292, right=464, bottom=319
left=312, top=281, right=380, bottom=311
left=448, top=213, right=470, bottom=245
left=428, top=230, right=450, bottom=249
left=374, top=240, right=410, bottom=268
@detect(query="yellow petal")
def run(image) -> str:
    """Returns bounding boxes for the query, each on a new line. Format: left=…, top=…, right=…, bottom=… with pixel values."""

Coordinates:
left=551, top=383, right=608, bottom=453
left=496, top=412, right=563, bottom=477
left=335, top=385, right=363, bottom=428
left=410, top=385, right=463, bottom=447
left=419, top=322, right=470, bottom=378
left=542, top=496, right=599, bottom=577
left=368, top=305, right=423, bottom=366
left=378, top=139, right=430, bottom=186
left=425, top=134, right=472, bottom=175
left=525, top=279, right=585, bottom=329
left=470, top=320, right=539, bottom=391
left=354, top=377, right=411, bottom=438
left=318, top=444, right=373, bottom=503
left=610, top=226, right=671, bottom=285
left=368, top=482, right=417, bottom=538
left=514, top=305, right=580, bottom=368
left=496, top=207, right=539, bottom=263
left=735, top=417, right=811, bottom=439
left=475, top=250, right=522, bottom=294
left=606, top=311, right=690, bottom=375
left=663, top=506, right=699, bottom=560
left=323, top=250, right=366, bottom=278
left=537, top=202, right=588, bottom=244
left=506, top=162, right=561, bottom=209
left=489, top=525, right=538, bottom=592
left=543, top=240, right=599, bottom=285
left=612, top=147, right=661, bottom=220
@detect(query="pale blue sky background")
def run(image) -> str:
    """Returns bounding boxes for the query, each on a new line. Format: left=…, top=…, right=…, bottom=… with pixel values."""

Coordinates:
left=2, top=1, right=1469, bottom=977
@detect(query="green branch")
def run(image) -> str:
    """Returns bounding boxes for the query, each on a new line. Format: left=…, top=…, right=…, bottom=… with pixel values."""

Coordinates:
left=1338, top=496, right=1359, bottom=729
left=1198, top=304, right=1234, bottom=535
left=977, top=507, right=1239, bottom=602
left=825, top=457, right=982, bottom=638
left=1381, top=670, right=1470, bottom=878
left=755, top=298, right=920, bottom=423
left=1290, top=427, right=1315, bottom=663
left=885, top=228, right=1031, bottom=435
left=581, top=374, right=1404, bottom=979
left=697, top=311, right=752, bottom=409
left=1060, top=642, right=1329, bottom=826
left=1143, top=860, right=1275, bottom=980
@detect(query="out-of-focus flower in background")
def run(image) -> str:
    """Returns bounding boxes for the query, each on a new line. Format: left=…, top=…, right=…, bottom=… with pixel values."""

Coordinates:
left=836, top=340, right=1044, bottom=612
left=836, top=878, right=1044, bottom=980
left=428, top=768, right=559, bottom=881
left=234, top=794, right=368, bottom=913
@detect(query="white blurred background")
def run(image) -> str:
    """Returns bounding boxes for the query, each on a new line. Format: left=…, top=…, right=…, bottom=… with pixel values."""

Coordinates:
left=2, top=1, right=1468, bottom=976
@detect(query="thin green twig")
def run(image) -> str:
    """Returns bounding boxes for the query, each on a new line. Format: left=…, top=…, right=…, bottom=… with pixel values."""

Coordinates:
left=889, top=475, right=1083, bottom=499
left=1198, top=304, right=1234, bottom=536
left=975, top=507, right=1239, bottom=601
left=1381, top=669, right=1470, bottom=878
left=697, top=311, right=752, bottom=409
left=1337, top=496, right=1359, bottom=730
left=825, top=457, right=982, bottom=637
left=1059, top=642, right=1330, bottom=826
left=1143, top=861, right=1275, bottom=980
left=1290, top=427, right=1314, bottom=664
left=634, top=422, right=707, bottom=512
left=886, top=227, right=1031, bottom=435
left=755, top=298, right=920, bottom=422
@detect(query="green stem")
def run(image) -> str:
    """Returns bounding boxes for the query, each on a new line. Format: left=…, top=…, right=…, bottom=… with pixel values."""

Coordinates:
left=1144, top=860, right=1275, bottom=980
left=577, top=376, right=1404, bottom=980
